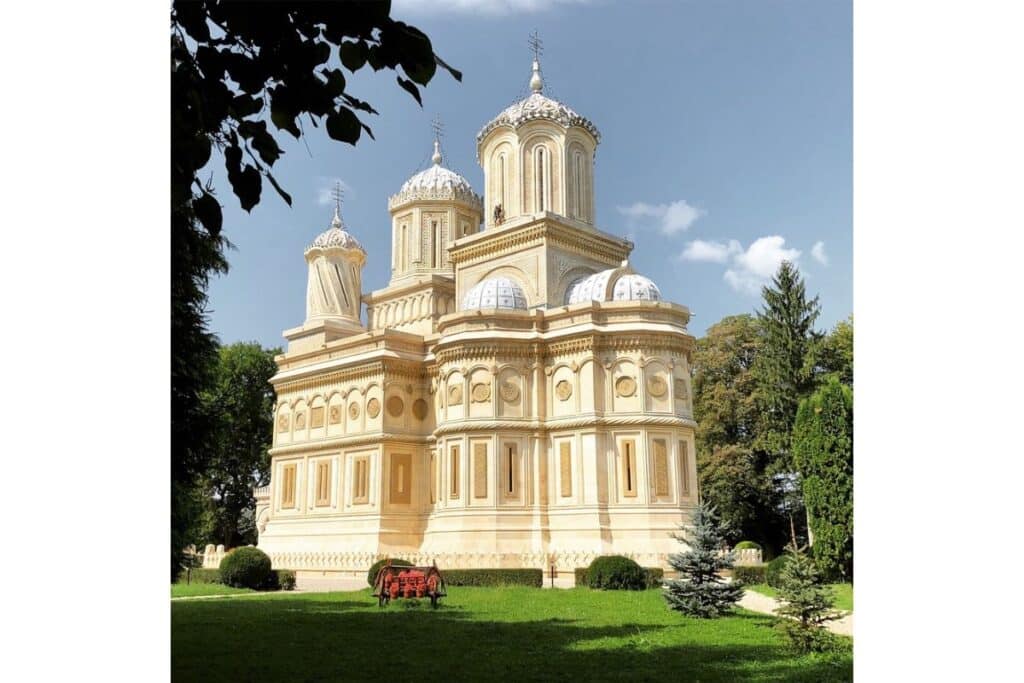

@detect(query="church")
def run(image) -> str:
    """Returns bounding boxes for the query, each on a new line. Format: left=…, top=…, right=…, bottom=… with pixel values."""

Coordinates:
left=254, top=52, right=699, bottom=587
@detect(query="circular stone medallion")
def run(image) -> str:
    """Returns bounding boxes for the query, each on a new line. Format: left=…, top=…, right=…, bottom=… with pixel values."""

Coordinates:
left=555, top=379, right=573, bottom=401
left=387, top=395, right=405, bottom=417
left=412, top=398, right=428, bottom=420
left=647, top=376, right=668, bottom=398
left=471, top=382, right=491, bottom=403
left=615, top=376, right=637, bottom=398
left=499, top=380, right=520, bottom=403
left=348, top=402, right=360, bottom=420
left=366, top=397, right=381, bottom=418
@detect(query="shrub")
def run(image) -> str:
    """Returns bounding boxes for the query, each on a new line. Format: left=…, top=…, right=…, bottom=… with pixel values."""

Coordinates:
left=765, top=555, right=791, bottom=588
left=575, top=566, right=662, bottom=588
left=443, top=569, right=542, bottom=587
left=734, top=540, right=762, bottom=551
left=219, top=547, right=272, bottom=589
left=276, top=570, right=296, bottom=591
left=732, top=565, right=767, bottom=585
left=176, top=567, right=221, bottom=585
left=366, top=558, right=413, bottom=587
left=586, top=555, right=646, bottom=590
left=774, top=545, right=841, bottom=653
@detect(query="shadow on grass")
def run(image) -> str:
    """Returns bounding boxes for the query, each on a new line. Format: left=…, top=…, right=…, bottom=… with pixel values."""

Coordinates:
left=172, top=593, right=851, bottom=683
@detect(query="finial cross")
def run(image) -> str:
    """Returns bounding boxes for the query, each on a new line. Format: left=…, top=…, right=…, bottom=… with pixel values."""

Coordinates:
left=528, top=30, right=543, bottom=62
left=430, top=114, right=444, bottom=142
left=331, top=181, right=345, bottom=214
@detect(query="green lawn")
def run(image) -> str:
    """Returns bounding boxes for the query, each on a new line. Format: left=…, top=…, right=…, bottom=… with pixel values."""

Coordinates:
left=172, top=586, right=851, bottom=682
left=171, top=582, right=256, bottom=598
left=747, top=583, right=853, bottom=612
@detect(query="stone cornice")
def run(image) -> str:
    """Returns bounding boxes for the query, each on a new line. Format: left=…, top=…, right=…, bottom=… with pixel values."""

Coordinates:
left=449, top=215, right=631, bottom=266
left=387, top=188, right=483, bottom=213
left=363, top=275, right=455, bottom=305
left=432, top=414, right=696, bottom=437
left=269, top=432, right=432, bottom=456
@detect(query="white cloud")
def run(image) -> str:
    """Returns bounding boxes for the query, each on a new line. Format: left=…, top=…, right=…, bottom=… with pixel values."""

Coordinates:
left=723, top=236, right=801, bottom=294
left=811, top=241, right=828, bottom=266
left=393, top=0, right=592, bottom=15
left=618, top=199, right=705, bottom=236
left=681, top=239, right=741, bottom=263
left=316, top=178, right=355, bottom=207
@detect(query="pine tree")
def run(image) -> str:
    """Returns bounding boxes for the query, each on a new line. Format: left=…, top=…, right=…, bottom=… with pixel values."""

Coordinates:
left=663, top=501, right=744, bottom=618
left=774, top=544, right=842, bottom=652
left=792, top=378, right=853, bottom=580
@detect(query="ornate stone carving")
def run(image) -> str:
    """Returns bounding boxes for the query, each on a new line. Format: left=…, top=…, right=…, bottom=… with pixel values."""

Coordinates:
left=387, top=396, right=405, bottom=417
left=329, top=405, right=342, bottom=424
left=674, top=378, right=689, bottom=400
left=653, top=439, right=669, bottom=497
left=647, top=375, right=668, bottom=398
left=294, top=412, right=306, bottom=429
left=277, top=414, right=290, bottom=432
left=310, top=406, right=325, bottom=428
left=366, top=398, right=381, bottom=419
left=471, top=382, right=491, bottom=403
left=555, top=379, right=573, bottom=401
left=412, top=398, right=428, bottom=420
left=615, top=376, right=637, bottom=398
left=348, top=402, right=360, bottom=420
left=499, top=380, right=520, bottom=403
left=448, top=383, right=464, bottom=406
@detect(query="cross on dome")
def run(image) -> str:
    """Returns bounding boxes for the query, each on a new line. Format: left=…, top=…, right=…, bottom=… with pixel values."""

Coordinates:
left=430, top=115, right=444, bottom=165
left=528, top=30, right=544, bottom=93
left=330, top=181, right=346, bottom=227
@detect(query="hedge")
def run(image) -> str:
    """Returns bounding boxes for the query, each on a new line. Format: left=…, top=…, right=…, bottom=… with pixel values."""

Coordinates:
left=175, top=567, right=295, bottom=590
left=176, top=567, right=222, bottom=585
left=765, top=555, right=791, bottom=588
left=732, top=564, right=767, bottom=585
left=220, top=547, right=273, bottom=589
left=442, top=569, right=542, bottom=587
left=574, top=566, right=664, bottom=589
left=367, top=558, right=414, bottom=587
left=734, top=540, right=762, bottom=551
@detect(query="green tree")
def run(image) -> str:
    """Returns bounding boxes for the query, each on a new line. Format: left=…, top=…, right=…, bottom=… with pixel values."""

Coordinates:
left=696, top=445, right=762, bottom=546
left=792, top=378, right=853, bottom=580
left=693, top=314, right=762, bottom=453
left=809, top=315, right=853, bottom=388
left=773, top=544, right=842, bottom=652
left=170, top=1, right=458, bottom=576
left=663, top=501, right=744, bottom=618
left=198, top=342, right=279, bottom=548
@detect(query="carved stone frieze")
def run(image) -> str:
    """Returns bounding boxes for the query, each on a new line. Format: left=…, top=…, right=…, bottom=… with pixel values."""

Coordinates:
left=555, top=380, right=573, bottom=401
left=615, top=376, right=637, bottom=398
left=366, top=398, right=381, bottom=418
left=471, top=382, right=491, bottom=403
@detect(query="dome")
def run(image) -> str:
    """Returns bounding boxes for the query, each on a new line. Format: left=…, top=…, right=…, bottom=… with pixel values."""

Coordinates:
left=462, top=276, right=529, bottom=311
left=389, top=140, right=482, bottom=211
left=306, top=208, right=365, bottom=254
left=476, top=60, right=600, bottom=147
left=565, top=266, right=662, bottom=304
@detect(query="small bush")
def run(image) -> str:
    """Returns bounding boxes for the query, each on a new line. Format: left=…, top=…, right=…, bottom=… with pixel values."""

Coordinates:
left=576, top=566, right=662, bottom=588
left=219, top=547, right=272, bottom=589
left=734, top=540, right=762, bottom=551
left=765, top=555, right=791, bottom=588
left=277, top=570, right=296, bottom=591
left=586, top=555, right=646, bottom=590
left=443, top=569, right=542, bottom=587
left=366, top=558, right=414, bottom=587
left=733, top=565, right=767, bottom=585
left=176, top=567, right=222, bottom=585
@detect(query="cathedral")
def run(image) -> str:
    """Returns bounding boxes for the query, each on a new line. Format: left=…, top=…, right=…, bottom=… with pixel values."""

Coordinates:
left=254, top=53, right=699, bottom=587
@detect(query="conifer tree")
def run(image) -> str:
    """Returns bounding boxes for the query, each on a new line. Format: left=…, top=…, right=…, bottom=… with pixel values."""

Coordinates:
left=774, top=543, right=842, bottom=652
left=663, top=501, right=744, bottom=618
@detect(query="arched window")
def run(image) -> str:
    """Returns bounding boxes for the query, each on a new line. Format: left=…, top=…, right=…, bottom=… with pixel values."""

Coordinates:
left=499, top=153, right=507, bottom=212
left=573, top=150, right=583, bottom=218
left=399, top=224, right=407, bottom=272
left=535, top=146, right=547, bottom=212
left=431, top=220, right=441, bottom=268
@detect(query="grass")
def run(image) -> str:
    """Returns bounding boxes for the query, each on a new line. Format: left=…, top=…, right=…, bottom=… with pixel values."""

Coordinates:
left=171, top=582, right=256, bottom=598
left=172, top=586, right=851, bottom=682
left=747, top=583, right=853, bottom=612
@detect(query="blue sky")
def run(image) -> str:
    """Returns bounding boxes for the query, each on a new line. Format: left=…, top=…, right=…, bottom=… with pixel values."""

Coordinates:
left=205, top=0, right=851, bottom=350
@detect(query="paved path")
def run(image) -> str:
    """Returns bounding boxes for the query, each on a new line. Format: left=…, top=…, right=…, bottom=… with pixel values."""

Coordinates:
left=740, top=590, right=853, bottom=637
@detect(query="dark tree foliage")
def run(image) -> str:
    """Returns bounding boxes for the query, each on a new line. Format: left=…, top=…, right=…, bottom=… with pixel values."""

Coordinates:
left=808, top=315, right=853, bottom=389
left=696, top=445, right=765, bottom=546
left=662, top=501, right=744, bottom=618
left=170, top=1, right=460, bottom=577
left=198, top=342, right=279, bottom=548
left=793, top=378, right=853, bottom=581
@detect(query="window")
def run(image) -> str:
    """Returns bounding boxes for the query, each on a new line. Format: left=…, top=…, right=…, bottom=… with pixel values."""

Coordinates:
left=450, top=445, right=460, bottom=499
left=504, top=443, right=517, bottom=497
left=473, top=442, right=488, bottom=499
left=430, top=451, right=437, bottom=504
left=499, top=154, right=507, bottom=218
left=314, top=460, right=331, bottom=506
left=399, top=225, right=407, bottom=271
left=679, top=440, right=690, bottom=495
left=559, top=441, right=572, bottom=498
left=390, top=453, right=411, bottom=504
left=353, top=456, right=369, bottom=504
left=431, top=220, right=440, bottom=268
left=653, top=439, right=669, bottom=497
left=281, top=463, right=297, bottom=508
left=573, top=151, right=582, bottom=218
left=535, top=147, right=547, bottom=212
left=622, top=439, right=638, bottom=498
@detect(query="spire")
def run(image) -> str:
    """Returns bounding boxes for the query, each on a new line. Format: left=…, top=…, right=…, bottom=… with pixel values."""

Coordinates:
left=528, top=31, right=544, bottom=93
left=330, top=182, right=345, bottom=228
left=430, top=115, right=444, bottom=165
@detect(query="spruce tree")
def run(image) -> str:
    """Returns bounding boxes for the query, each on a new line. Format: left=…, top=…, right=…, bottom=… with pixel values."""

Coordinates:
left=774, top=544, right=842, bottom=652
left=663, top=501, right=744, bottom=618
left=792, top=378, right=853, bottom=580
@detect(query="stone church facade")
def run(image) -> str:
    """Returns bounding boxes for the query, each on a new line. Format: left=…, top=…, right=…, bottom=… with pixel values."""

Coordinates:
left=255, top=55, right=698, bottom=585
